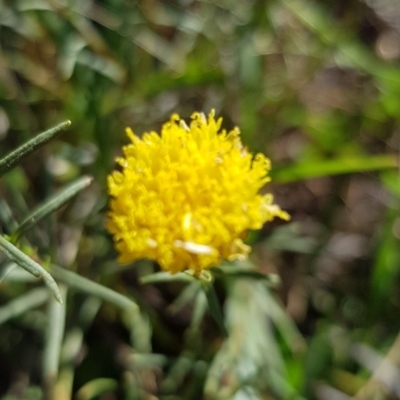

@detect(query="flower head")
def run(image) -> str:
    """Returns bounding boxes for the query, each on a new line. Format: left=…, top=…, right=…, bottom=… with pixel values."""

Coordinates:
left=107, top=110, right=289, bottom=275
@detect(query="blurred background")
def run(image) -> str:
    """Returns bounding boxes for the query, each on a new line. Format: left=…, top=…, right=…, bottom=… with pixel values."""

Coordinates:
left=1, top=0, right=400, bottom=399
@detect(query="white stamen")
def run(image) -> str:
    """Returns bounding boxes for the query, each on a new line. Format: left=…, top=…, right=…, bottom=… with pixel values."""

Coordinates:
left=180, top=120, right=190, bottom=131
left=174, top=240, right=215, bottom=255
left=263, top=204, right=282, bottom=215
left=147, top=238, right=158, bottom=248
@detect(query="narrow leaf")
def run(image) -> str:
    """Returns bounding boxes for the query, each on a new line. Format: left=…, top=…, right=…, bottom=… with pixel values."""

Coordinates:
left=51, top=265, right=138, bottom=311
left=43, top=285, right=68, bottom=383
left=191, top=289, right=208, bottom=330
left=168, top=281, right=201, bottom=315
left=271, top=155, right=398, bottom=184
left=0, top=235, right=63, bottom=304
left=15, top=175, right=93, bottom=237
left=201, top=282, right=228, bottom=337
left=140, top=271, right=194, bottom=284
left=0, top=287, right=49, bottom=324
left=0, top=199, right=18, bottom=232
left=211, top=265, right=281, bottom=287
left=0, top=120, right=71, bottom=177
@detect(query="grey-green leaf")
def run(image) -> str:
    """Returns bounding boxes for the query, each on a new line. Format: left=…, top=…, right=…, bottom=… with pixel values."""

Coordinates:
left=0, top=120, right=71, bottom=177
left=0, top=235, right=63, bottom=304
left=140, top=271, right=194, bottom=284
left=15, top=175, right=93, bottom=237
left=0, top=287, right=49, bottom=324
left=51, top=265, right=138, bottom=312
left=201, top=281, right=228, bottom=337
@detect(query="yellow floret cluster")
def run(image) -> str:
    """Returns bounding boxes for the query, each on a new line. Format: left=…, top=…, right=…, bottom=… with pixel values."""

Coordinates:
left=107, top=110, right=289, bottom=275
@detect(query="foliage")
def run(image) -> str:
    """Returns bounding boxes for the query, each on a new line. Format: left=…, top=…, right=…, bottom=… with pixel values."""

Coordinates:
left=1, top=0, right=400, bottom=399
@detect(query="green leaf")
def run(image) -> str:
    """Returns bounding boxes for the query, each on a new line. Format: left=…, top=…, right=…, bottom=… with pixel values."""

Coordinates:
left=381, top=170, right=400, bottom=198
left=271, top=155, right=398, bottom=183
left=0, top=199, right=18, bottom=233
left=0, top=235, right=63, bottom=304
left=191, top=289, right=208, bottom=330
left=212, top=264, right=281, bottom=287
left=205, top=280, right=296, bottom=398
left=0, top=287, right=49, bottom=324
left=140, top=271, right=194, bottom=284
left=0, top=120, right=71, bottom=177
left=201, top=281, right=228, bottom=337
left=51, top=265, right=138, bottom=312
left=168, top=281, right=201, bottom=315
left=14, top=175, right=93, bottom=238
left=263, top=223, right=317, bottom=254
left=43, top=285, right=68, bottom=380
left=370, top=207, right=400, bottom=309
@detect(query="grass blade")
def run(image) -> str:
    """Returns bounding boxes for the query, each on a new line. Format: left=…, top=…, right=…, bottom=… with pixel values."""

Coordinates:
left=271, top=155, right=398, bottom=183
left=0, top=120, right=71, bottom=177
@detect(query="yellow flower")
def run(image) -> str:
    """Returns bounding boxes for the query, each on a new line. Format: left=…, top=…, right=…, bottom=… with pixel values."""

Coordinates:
left=107, top=110, right=289, bottom=275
